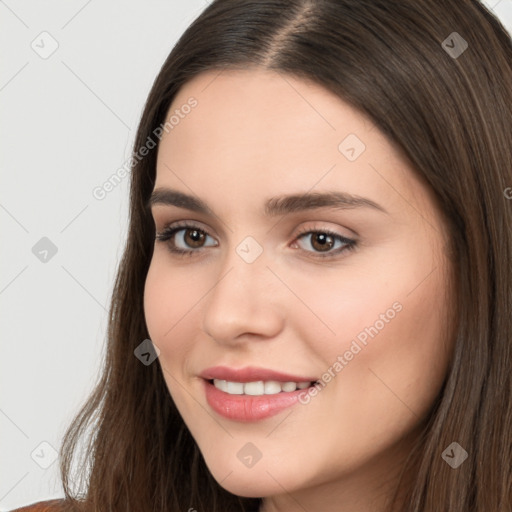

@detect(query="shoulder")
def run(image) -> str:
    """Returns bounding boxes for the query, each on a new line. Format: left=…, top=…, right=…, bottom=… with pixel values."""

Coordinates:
left=9, top=499, right=66, bottom=512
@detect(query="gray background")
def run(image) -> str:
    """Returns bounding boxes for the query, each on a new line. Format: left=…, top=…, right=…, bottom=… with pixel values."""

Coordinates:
left=1, top=0, right=511, bottom=509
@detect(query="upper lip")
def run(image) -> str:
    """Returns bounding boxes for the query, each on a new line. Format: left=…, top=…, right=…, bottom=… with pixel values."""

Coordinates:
left=199, top=365, right=318, bottom=383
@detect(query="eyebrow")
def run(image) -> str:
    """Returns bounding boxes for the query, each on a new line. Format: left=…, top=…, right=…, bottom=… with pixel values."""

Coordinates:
left=146, top=187, right=388, bottom=216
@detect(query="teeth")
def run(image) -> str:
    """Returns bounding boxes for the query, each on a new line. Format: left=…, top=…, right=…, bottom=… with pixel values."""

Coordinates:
left=225, top=381, right=244, bottom=394
left=281, top=381, right=297, bottom=392
left=264, top=381, right=281, bottom=394
left=244, top=381, right=265, bottom=395
left=213, top=379, right=313, bottom=396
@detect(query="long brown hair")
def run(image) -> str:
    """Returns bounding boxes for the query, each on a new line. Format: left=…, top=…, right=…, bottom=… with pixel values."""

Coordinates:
left=58, top=1, right=512, bottom=510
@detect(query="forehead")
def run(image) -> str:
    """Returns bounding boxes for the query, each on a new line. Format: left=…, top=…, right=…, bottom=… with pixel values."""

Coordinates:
left=160, top=67, right=375, bottom=162
left=154, top=68, right=432, bottom=220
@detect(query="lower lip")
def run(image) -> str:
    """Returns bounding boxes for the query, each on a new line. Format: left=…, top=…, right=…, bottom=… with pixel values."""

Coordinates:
left=203, top=379, right=308, bottom=422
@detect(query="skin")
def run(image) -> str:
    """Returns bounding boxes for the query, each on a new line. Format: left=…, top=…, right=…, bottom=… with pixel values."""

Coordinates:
left=143, top=68, right=455, bottom=512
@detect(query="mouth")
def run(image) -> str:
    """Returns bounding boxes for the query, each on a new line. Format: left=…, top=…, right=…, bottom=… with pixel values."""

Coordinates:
left=207, top=378, right=319, bottom=396
left=202, top=377, right=320, bottom=422
left=199, top=366, right=320, bottom=421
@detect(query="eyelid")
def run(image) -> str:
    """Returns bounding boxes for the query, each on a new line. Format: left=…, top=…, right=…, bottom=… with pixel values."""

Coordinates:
left=154, top=218, right=355, bottom=239
left=292, top=222, right=357, bottom=242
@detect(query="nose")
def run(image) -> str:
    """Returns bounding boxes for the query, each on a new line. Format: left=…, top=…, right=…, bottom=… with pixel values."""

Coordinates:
left=201, top=244, right=285, bottom=346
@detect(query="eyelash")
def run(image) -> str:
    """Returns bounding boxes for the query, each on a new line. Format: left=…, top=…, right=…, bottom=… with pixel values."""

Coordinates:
left=154, top=221, right=357, bottom=260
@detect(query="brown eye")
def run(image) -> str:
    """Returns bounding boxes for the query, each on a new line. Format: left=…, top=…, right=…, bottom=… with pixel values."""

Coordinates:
left=155, top=223, right=217, bottom=256
left=292, top=227, right=356, bottom=259
left=182, top=228, right=207, bottom=248
left=309, top=232, right=336, bottom=252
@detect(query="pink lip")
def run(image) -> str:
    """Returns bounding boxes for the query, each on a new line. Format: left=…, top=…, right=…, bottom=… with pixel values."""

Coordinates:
left=199, top=365, right=318, bottom=383
left=199, top=366, right=318, bottom=422
left=202, top=380, right=312, bottom=422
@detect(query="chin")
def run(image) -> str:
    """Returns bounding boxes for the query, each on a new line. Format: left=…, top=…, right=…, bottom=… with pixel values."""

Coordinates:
left=213, top=472, right=278, bottom=498
left=204, top=454, right=308, bottom=499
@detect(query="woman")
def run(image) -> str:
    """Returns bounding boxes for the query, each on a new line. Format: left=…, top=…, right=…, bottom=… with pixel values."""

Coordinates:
left=13, top=0, right=512, bottom=511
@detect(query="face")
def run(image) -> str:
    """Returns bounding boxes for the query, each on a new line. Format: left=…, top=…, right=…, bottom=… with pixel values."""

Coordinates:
left=144, top=68, right=454, bottom=509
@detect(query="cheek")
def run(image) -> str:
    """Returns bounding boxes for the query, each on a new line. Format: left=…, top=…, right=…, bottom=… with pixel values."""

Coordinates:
left=144, top=253, right=201, bottom=334
left=143, top=260, right=170, bottom=341
left=143, top=258, right=194, bottom=363
left=143, top=259, right=201, bottom=416
left=280, top=266, right=451, bottom=482
left=292, top=240, right=451, bottom=425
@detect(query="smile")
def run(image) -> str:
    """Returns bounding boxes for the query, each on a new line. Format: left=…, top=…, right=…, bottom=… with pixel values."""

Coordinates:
left=212, top=379, right=313, bottom=395
left=202, top=379, right=318, bottom=422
